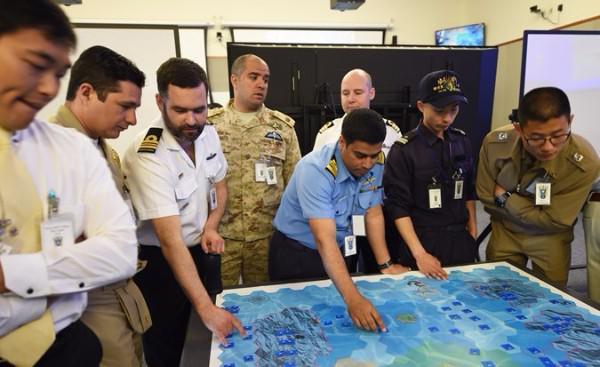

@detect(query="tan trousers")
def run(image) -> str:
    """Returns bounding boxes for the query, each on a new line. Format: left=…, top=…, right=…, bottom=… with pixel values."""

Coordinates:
left=81, top=279, right=151, bottom=367
left=583, top=201, right=600, bottom=303
left=221, top=237, right=270, bottom=287
left=487, top=220, right=573, bottom=287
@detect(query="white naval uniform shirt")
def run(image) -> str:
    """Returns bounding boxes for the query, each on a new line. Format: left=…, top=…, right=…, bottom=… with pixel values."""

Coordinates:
left=0, top=120, right=137, bottom=336
left=313, top=115, right=401, bottom=156
left=123, top=118, right=228, bottom=247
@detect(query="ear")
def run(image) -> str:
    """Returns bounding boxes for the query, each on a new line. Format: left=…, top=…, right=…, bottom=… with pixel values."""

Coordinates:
left=416, top=100, right=425, bottom=114
left=155, top=93, right=165, bottom=112
left=230, top=74, right=238, bottom=90
left=368, top=87, right=375, bottom=101
left=513, top=123, right=522, bottom=135
left=77, top=83, right=94, bottom=101
left=338, top=134, right=346, bottom=151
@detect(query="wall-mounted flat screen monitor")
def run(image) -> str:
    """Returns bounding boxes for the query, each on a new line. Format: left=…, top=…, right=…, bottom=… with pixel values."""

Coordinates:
left=435, top=23, right=485, bottom=46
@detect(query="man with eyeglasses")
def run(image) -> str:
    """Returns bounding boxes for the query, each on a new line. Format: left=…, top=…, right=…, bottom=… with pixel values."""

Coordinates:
left=476, top=87, right=600, bottom=286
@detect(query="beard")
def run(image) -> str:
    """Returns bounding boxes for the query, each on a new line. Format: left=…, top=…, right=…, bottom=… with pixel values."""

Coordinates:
left=162, top=108, right=204, bottom=143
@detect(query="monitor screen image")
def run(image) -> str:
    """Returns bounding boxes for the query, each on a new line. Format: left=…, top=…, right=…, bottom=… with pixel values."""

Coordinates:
left=435, top=23, right=485, bottom=46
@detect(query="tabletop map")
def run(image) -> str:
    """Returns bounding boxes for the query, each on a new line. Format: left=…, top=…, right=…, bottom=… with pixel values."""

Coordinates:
left=211, top=262, right=600, bottom=367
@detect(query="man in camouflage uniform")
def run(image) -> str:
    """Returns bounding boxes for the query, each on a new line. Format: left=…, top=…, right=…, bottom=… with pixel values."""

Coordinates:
left=209, top=54, right=301, bottom=286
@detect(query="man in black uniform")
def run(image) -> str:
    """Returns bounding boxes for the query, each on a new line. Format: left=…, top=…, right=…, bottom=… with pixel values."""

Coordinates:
left=383, top=70, right=477, bottom=280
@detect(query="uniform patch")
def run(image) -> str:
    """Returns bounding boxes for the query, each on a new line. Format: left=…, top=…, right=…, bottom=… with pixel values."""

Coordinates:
left=318, top=121, right=335, bottom=134
left=385, top=119, right=401, bottom=134
left=325, top=155, right=338, bottom=178
left=573, top=153, right=583, bottom=162
left=138, top=128, right=163, bottom=153
left=498, top=132, right=508, bottom=141
left=265, top=131, right=283, bottom=141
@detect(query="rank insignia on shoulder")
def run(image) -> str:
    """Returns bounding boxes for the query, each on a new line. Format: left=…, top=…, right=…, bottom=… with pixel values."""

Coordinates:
left=385, top=119, right=401, bottom=134
left=573, top=152, right=584, bottom=162
left=265, top=131, right=283, bottom=141
left=450, top=127, right=466, bottom=135
left=318, top=121, right=334, bottom=134
left=376, top=151, right=385, bottom=165
left=325, top=156, right=338, bottom=178
left=396, top=136, right=408, bottom=145
left=138, top=128, right=163, bottom=153
left=498, top=132, right=508, bottom=141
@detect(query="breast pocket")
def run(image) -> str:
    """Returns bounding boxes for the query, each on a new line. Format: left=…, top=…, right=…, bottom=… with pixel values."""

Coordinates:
left=204, top=159, right=223, bottom=182
left=334, top=195, right=351, bottom=229
left=175, top=178, right=197, bottom=213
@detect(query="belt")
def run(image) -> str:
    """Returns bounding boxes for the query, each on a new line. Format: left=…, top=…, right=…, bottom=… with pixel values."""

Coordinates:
left=590, top=192, right=600, bottom=202
left=415, top=224, right=466, bottom=232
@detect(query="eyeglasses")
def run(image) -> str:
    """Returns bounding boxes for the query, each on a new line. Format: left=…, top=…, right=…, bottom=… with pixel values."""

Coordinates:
left=523, top=130, right=571, bottom=147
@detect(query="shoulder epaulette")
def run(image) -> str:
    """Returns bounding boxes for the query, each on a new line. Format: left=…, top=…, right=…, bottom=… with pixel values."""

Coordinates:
left=318, top=120, right=335, bottom=134
left=395, top=130, right=417, bottom=145
left=208, top=107, right=224, bottom=118
left=138, top=127, right=163, bottom=153
left=110, top=148, right=121, bottom=168
left=376, top=151, right=385, bottom=165
left=270, top=110, right=295, bottom=128
left=450, top=127, right=466, bottom=136
left=385, top=119, right=401, bottom=134
left=325, top=154, right=338, bottom=178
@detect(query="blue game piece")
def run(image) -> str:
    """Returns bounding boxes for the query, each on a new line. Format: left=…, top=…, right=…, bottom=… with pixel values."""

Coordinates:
left=275, top=350, right=286, bottom=358
left=573, top=363, right=586, bottom=367
left=516, top=315, right=527, bottom=320
left=462, top=309, right=473, bottom=314
left=288, top=349, right=298, bottom=356
left=469, top=348, right=480, bottom=355
left=558, top=361, right=574, bottom=367
left=243, top=355, right=254, bottom=362
left=323, top=320, right=332, bottom=326
left=275, top=329, right=286, bottom=336
left=441, top=306, right=452, bottom=311
left=481, top=361, right=495, bottom=367
left=225, top=333, right=233, bottom=339
left=505, top=307, right=517, bottom=313
left=501, top=343, right=514, bottom=351
left=449, top=314, right=462, bottom=320
left=527, top=347, right=541, bottom=355
left=341, top=321, right=353, bottom=328
left=243, top=325, right=252, bottom=331
left=243, top=334, right=253, bottom=340
left=450, top=328, right=461, bottom=334
left=428, top=326, right=439, bottom=332
left=469, top=316, right=481, bottom=321
left=283, top=363, right=296, bottom=367
left=452, top=301, right=462, bottom=306
left=224, top=363, right=235, bottom=367
left=539, top=356, right=557, bottom=367
left=221, top=342, right=234, bottom=349
left=549, top=299, right=559, bottom=304
left=335, top=314, right=344, bottom=319
left=478, top=324, right=490, bottom=331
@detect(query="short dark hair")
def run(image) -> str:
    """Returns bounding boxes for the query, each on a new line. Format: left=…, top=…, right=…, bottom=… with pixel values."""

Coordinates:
left=66, top=46, right=145, bottom=101
left=341, top=108, right=386, bottom=145
left=518, top=87, right=571, bottom=126
left=0, top=0, right=76, bottom=48
left=156, top=58, right=208, bottom=97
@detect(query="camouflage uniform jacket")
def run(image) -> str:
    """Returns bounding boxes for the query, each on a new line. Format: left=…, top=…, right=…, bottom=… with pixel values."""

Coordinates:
left=209, top=100, right=301, bottom=241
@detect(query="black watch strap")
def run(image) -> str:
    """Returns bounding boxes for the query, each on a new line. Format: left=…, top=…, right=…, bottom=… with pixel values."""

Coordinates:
left=494, top=191, right=512, bottom=207
left=377, top=259, right=393, bottom=270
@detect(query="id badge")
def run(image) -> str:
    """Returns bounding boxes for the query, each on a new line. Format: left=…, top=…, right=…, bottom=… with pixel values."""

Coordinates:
left=255, top=162, right=267, bottom=182
left=352, top=215, right=366, bottom=236
left=454, top=180, right=464, bottom=200
left=428, top=183, right=442, bottom=209
left=41, top=214, right=75, bottom=249
left=266, top=166, right=278, bottom=185
left=344, top=235, right=357, bottom=257
left=209, top=186, right=218, bottom=210
left=535, top=182, right=551, bottom=205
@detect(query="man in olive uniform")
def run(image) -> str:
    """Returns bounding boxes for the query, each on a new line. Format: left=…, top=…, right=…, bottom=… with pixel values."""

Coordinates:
left=50, top=45, right=151, bottom=367
left=209, top=54, right=301, bottom=286
left=477, top=87, right=600, bottom=286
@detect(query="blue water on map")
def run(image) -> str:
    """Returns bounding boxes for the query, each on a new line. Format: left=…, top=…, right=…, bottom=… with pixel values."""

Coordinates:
left=217, top=266, right=600, bottom=367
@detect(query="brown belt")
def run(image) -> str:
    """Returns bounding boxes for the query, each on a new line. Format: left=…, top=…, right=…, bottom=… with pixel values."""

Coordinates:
left=590, top=192, right=600, bottom=202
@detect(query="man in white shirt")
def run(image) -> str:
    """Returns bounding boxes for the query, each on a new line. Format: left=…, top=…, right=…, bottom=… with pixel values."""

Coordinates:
left=313, top=68, right=401, bottom=156
left=123, top=58, right=244, bottom=367
left=0, top=1, right=138, bottom=366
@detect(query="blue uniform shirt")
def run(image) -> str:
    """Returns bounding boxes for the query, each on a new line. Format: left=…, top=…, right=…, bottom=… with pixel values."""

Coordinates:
left=273, top=142, right=384, bottom=249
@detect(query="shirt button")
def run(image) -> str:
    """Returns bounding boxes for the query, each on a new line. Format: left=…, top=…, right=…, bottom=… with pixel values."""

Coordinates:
left=27, top=288, right=34, bottom=294
left=79, top=282, right=85, bottom=288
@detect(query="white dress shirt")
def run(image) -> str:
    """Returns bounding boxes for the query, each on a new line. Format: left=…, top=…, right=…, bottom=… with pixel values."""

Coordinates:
left=123, top=118, right=227, bottom=247
left=0, top=120, right=137, bottom=336
left=313, top=115, right=401, bottom=156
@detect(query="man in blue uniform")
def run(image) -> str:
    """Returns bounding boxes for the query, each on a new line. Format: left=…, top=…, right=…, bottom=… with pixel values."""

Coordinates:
left=383, top=70, right=478, bottom=280
left=269, top=108, right=408, bottom=332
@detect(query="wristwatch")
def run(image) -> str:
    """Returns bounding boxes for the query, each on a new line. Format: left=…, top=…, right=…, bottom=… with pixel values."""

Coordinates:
left=378, top=259, right=393, bottom=270
left=494, top=191, right=512, bottom=208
